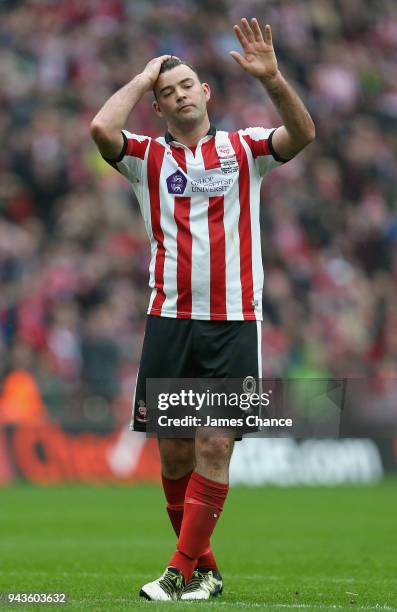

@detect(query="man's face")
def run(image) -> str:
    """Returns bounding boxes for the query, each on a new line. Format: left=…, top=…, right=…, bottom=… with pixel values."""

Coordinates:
left=153, top=64, right=210, bottom=128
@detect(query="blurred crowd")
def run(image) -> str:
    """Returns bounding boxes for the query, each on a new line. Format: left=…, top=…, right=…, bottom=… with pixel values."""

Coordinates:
left=1, top=0, right=397, bottom=427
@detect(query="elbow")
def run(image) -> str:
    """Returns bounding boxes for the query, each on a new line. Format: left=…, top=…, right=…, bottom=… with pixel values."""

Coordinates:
left=90, top=119, right=102, bottom=142
left=290, top=121, right=316, bottom=155
left=90, top=119, right=112, bottom=143
left=305, top=120, right=316, bottom=145
left=292, top=125, right=315, bottom=157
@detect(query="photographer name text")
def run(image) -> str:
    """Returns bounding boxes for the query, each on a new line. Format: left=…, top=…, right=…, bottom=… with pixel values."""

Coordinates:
left=157, top=415, right=293, bottom=428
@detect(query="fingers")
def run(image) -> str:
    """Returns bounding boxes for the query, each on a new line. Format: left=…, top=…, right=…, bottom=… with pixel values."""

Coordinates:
left=251, top=18, right=264, bottom=43
left=229, top=50, right=248, bottom=68
left=233, top=17, right=256, bottom=49
left=150, top=54, right=180, bottom=71
left=264, top=24, right=273, bottom=45
left=240, top=17, right=255, bottom=43
left=156, top=55, right=171, bottom=62
left=146, top=55, right=169, bottom=70
left=143, top=55, right=174, bottom=86
left=233, top=24, right=251, bottom=51
left=154, top=54, right=179, bottom=66
left=233, top=18, right=272, bottom=47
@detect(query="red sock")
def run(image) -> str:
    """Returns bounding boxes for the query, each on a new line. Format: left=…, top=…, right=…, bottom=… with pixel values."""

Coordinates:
left=161, top=472, right=218, bottom=571
left=161, top=471, right=191, bottom=535
left=168, top=471, right=229, bottom=583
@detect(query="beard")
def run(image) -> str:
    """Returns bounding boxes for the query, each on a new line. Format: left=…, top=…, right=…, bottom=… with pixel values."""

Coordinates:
left=171, top=102, right=206, bottom=129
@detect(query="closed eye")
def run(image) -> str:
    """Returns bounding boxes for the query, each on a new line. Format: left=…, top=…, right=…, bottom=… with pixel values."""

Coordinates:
left=160, top=79, right=194, bottom=97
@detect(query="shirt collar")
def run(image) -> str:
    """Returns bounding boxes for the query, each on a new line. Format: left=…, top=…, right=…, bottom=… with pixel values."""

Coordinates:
left=165, top=123, right=216, bottom=144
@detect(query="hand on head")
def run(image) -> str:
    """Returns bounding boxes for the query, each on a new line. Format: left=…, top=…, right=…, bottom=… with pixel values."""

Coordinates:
left=140, top=55, right=181, bottom=90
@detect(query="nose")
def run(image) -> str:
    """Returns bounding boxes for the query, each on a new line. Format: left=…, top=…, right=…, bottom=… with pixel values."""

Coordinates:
left=175, top=88, right=187, bottom=102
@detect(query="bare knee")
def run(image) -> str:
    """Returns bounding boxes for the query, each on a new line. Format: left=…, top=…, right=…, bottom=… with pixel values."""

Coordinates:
left=195, top=436, right=234, bottom=474
left=158, top=438, right=195, bottom=479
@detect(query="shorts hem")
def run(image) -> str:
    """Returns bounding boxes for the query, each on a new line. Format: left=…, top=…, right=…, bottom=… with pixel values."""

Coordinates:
left=147, top=309, right=263, bottom=321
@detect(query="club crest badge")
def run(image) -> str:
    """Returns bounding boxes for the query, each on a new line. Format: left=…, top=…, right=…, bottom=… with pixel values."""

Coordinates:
left=136, top=399, right=148, bottom=423
left=166, top=169, right=187, bottom=195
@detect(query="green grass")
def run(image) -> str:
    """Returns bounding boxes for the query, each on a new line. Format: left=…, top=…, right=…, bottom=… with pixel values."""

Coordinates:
left=1, top=481, right=396, bottom=611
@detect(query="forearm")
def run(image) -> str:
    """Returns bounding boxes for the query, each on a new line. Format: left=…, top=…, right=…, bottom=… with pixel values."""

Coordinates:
left=260, top=70, right=315, bottom=145
left=91, top=73, right=150, bottom=135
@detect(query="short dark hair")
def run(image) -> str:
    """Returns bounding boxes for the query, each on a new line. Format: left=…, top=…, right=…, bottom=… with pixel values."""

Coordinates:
left=153, top=58, right=201, bottom=100
left=159, top=57, right=200, bottom=78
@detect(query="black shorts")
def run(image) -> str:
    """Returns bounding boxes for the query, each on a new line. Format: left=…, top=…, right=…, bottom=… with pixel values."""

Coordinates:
left=130, top=316, right=262, bottom=432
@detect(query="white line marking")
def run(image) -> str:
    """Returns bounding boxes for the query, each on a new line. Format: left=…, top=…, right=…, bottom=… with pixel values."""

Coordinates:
left=227, top=575, right=355, bottom=583
left=210, top=604, right=396, bottom=611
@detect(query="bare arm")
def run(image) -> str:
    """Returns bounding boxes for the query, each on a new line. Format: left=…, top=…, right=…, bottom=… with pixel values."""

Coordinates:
left=260, top=71, right=315, bottom=160
left=90, top=55, right=171, bottom=159
left=230, top=18, right=315, bottom=160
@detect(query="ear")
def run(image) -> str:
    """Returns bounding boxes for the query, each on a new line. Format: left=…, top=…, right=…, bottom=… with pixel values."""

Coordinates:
left=202, top=82, right=211, bottom=103
left=152, top=99, right=163, bottom=117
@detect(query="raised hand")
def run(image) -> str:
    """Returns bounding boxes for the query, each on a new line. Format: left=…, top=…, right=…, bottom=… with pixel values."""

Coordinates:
left=230, top=18, right=278, bottom=82
left=140, top=55, right=173, bottom=89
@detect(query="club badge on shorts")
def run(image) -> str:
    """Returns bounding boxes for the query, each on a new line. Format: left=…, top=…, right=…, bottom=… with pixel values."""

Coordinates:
left=136, top=400, right=148, bottom=423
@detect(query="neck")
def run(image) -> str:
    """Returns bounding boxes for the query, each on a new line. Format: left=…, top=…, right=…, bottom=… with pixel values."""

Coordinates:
left=166, top=116, right=211, bottom=147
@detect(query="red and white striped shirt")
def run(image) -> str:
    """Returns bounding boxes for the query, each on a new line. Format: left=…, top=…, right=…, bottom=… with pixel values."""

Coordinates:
left=105, top=125, right=285, bottom=321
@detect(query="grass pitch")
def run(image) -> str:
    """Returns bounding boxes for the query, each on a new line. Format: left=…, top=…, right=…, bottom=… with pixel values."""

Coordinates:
left=1, top=481, right=396, bottom=611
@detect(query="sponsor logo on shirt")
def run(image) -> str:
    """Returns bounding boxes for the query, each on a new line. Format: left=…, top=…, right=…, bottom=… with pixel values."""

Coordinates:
left=216, top=142, right=239, bottom=174
left=220, top=159, right=239, bottom=174
left=217, top=144, right=234, bottom=158
left=191, top=175, right=233, bottom=193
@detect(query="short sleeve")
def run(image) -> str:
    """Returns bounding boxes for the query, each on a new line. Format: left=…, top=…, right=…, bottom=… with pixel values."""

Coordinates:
left=102, top=129, right=150, bottom=183
left=239, top=126, right=288, bottom=177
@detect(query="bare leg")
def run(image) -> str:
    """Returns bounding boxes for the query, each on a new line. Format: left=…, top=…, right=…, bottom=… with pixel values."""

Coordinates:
left=158, top=438, right=195, bottom=479
left=195, top=432, right=235, bottom=484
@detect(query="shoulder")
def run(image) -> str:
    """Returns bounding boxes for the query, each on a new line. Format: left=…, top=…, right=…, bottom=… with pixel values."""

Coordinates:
left=237, top=126, right=276, bottom=141
left=121, top=130, right=153, bottom=159
left=236, top=127, right=278, bottom=159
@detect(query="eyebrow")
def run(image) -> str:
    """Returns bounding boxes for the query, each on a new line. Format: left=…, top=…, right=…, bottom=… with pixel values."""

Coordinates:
left=159, top=78, right=194, bottom=94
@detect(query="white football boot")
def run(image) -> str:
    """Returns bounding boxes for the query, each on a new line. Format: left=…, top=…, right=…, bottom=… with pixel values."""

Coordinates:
left=139, top=567, right=185, bottom=601
left=180, top=568, right=223, bottom=600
